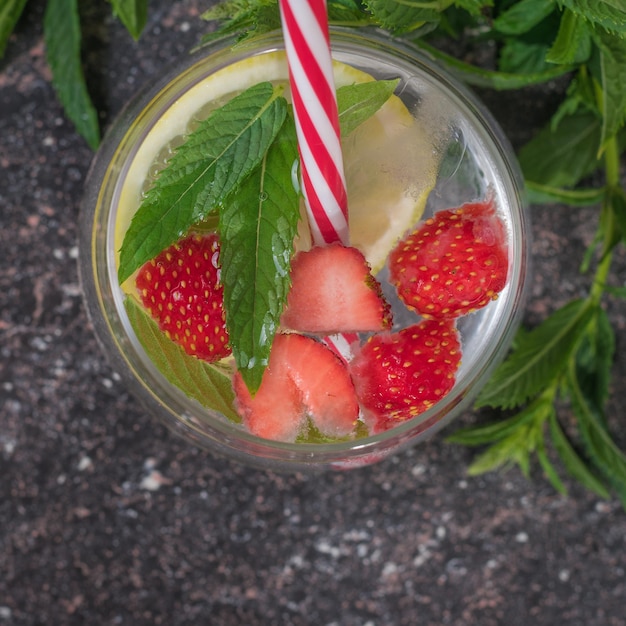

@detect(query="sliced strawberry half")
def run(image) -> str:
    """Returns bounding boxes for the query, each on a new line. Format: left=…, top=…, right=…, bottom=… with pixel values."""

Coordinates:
left=232, top=357, right=303, bottom=443
left=135, top=232, right=231, bottom=362
left=280, top=243, right=392, bottom=335
left=350, top=319, right=461, bottom=433
left=233, top=333, right=360, bottom=442
left=389, top=197, right=508, bottom=319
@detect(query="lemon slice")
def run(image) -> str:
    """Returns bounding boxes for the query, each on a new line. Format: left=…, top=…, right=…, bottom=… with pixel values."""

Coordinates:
left=115, top=51, right=438, bottom=273
left=332, top=62, right=438, bottom=273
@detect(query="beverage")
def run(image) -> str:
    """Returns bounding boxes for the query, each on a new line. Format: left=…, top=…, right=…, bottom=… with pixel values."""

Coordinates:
left=80, top=31, right=529, bottom=469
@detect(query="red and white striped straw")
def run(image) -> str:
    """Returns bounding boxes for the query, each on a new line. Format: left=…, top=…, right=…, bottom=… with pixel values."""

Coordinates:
left=278, top=0, right=349, bottom=246
left=279, top=0, right=357, bottom=360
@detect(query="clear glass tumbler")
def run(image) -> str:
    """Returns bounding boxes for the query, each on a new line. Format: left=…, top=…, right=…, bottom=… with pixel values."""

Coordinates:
left=79, top=28, right=530, bottom=471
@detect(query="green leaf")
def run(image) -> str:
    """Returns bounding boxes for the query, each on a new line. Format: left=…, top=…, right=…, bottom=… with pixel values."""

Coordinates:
left=558, top=0, right=626, bottom=36
left=0, top=0, right=29, bottom=58
left=568, top=357, right=626, bottom=495
left=449, top=0, right=487, bottom=17
left=336, top=79, right=400, bottom=136
left=218, top=115, right=300, bottom=394
left=493, top=0, right=555, bottom=36
left=518, top=110, right=603, bottom=187
left=546, top=8, right=592, bottom=65
left=466, top=428, right=533, bottom=476
left=118, top=82, right=288, bottom=283
left=550, top=72, right=598, bottom=128
left=327, top=0, right=375, bottom=23
left=499, top=39, right=551, bottom=74
left=536, top=445, right=568, bottom=495
left=43, top=0, right=100, bottom=150
left=124, top=298, right=240, bottom=422
left=447, top=404, right=540, bottom=446
left=365, top=0, right=440, bottom=34
left=110, top=0, right=148, bottom=40
left=574, top=306, right=615, bottom=421
left=525, top=181, right=605, bottom=206
left=591, top=25, right=626, bottom=149
left=476, top=299, right=594, bottom=409
left=201, top=0, right=282, bottom=41
left=548, top=412, right=611, bottom=498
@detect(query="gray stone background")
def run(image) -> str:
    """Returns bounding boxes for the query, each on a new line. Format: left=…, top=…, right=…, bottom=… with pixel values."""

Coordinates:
left=1, top=1, right=625, bottom=625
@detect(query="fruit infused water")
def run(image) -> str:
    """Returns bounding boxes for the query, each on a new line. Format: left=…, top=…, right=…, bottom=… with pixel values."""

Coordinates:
left=82, top=31, right=528, bottom=467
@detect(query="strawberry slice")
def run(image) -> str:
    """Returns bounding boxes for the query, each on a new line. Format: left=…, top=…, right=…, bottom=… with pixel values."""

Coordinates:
left=135, top=232, right=231, bottom=362
left=389, top=197, right=508, bottom=319
left=350, top=319, right=461, bottom=433
left=280, top=243, right=392, bottom=334
left=233, top=333, right=359, bottom=442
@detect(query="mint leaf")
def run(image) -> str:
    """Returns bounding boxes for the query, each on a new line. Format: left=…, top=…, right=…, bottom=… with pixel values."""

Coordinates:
left=124, top=298, right=240, bottom=422
left=591, top=26, right=626, bottom=149
left=548, top=413, right=610, bottom=498
left=568, top=358, right=626, bottom=496
left=559, top=0, right=626, bottom=36
left=535, top=425, right=568, bottom=495
left=0, top=0, right=28, bottom=58
left=546, top=8, right=593, bottom=65
left=201, top=0, right=282, bottom=42
left=466, top=426, right=533, bottom=476
left=43, top=0, right=100, bottom=150
left=118, top=82, right=288, bottom=283
left=447, top=407, right=538, bottom=446
left=110, top=0, right=148, bottom=40
left=218, top=115, right=300, bottom=394
left=366, top=0, right=440, bottom=34
left=518, top=110, right=603, bottom=187
left=337, top=79, right=400, bottom=136
left=451, top=393, right=555, bottom=480
left=447, top=0, right=486, bottom=17
left=476, top=299, right=594, bottom=409
left=574, top=306, right=615, bottom=423
left=326, top=0, right=375, bottom=24
left=499, top=39, right=551, bottom=74
left=549, top=72, right=598, bottom=128
left=537, top=452, right=568, bottom=495
left=492, top=0, right=555, bottom=36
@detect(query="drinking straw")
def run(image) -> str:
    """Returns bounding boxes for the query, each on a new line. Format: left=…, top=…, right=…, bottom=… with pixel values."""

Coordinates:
left=278, top=0, right=357, bottom=360
left=278, top=0, right=349, bottom=246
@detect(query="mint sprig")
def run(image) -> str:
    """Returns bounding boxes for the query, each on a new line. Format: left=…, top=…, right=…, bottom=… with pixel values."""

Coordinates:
left=118, top=82, right=288, bottom=283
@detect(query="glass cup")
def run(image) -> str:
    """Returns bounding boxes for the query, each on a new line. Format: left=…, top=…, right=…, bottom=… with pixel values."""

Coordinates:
left=79, top=28, right=530, bottom=471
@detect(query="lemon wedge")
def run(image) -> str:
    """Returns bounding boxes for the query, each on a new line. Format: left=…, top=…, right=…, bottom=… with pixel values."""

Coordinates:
left=115, top=51, right=438, bottom=274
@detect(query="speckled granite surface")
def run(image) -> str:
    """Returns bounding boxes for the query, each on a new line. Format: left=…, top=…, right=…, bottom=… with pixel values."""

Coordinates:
left=1, top=2, right=625, bottom=625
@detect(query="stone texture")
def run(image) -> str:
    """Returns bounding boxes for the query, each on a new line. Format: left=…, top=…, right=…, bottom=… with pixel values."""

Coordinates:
left=1, top=2, right=625, bottom=625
